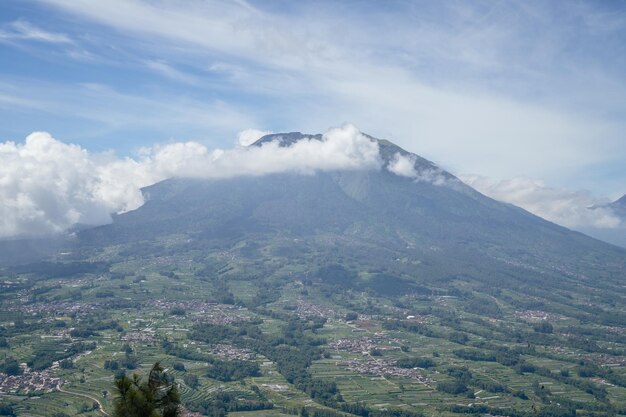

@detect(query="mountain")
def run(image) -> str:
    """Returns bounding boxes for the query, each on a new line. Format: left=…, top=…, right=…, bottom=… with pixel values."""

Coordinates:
left=580, top=194, right=626, bottom=249
left=4, top=132, right=626, bottom=417
left=79, top=132, right=625, bottom=299
left=610, top=194, right=626, bottom=217
left=0, top=235, right=74, bottom=266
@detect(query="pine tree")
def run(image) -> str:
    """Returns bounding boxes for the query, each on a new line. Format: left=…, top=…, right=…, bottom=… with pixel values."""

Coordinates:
left=113, top=362, right=180, bottom=417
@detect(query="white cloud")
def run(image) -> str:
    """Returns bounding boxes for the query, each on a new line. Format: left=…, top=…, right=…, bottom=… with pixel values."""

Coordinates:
left=237, top=129, right=271, bottom=146
left=0, top=80, right=258, bottom=140
left=461, top=175, right=623, bottom=229
left=5, top=0, right=625, bottom=198
left=387, top=153, right=417, bottom=178
left=0, top=132, right=116, bottom=237
left=148, top=124, right=380, bottom=178
left=0, top=124, right=380, bottom=238
left=0, top=20, right=73, bottom=44
left=145, top=60, right=201, bottom=85
left=386, top=152, right=450, bottom=186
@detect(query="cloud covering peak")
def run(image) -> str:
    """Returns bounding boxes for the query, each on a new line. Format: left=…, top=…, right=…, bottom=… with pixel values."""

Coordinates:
left=0, top=124, right=381, bottom=238
left=3, top=125, right=621, bottom=240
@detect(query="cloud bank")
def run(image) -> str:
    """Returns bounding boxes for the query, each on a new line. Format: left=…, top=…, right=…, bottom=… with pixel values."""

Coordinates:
left=0, top=124, right=381, bottom=238
left=462, top=175, right=623, bottom=229
left=2, top=124, right=621, bottom=239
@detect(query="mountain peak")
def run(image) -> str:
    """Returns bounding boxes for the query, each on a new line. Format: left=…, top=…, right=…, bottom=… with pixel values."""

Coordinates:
left=251, top=132, right=322, bottom=147
left=610, top=194, right=626, bottom=218
left=251, top=131, right=448, bottom=180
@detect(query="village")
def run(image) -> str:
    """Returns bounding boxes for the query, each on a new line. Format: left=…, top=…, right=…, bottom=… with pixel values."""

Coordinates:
left=152, top=299, right=251, bottom=324
left=328, top=335, right=402, bottom=354
left=337, top=358, right=433, bottom=386
left=513, top=310, right=565, bottom=322
left=9, top=300, right=99, bottom=317
left=294, top=299, right=340, bottom=319
left=0, top=368, right=62, bottom=395
left=209, top=344, right=256, bottom=361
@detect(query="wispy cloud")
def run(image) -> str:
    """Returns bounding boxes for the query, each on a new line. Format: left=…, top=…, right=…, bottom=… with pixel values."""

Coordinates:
left=462, top=175, right=623, bottom=229
left=145, top=60, right=202, bottom=85
left=0, top=79, right=258, bottom=142
left=0, top=0, right=624, bottom=203
left=0, top=91, right=48, bottom=110
left=0, top=20, right=73, bottom=44
left=28, top=0, right=626, bottom=193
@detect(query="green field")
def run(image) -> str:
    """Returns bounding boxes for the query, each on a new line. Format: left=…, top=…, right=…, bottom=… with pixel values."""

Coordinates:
left=1, top=235, right=625, bottom=417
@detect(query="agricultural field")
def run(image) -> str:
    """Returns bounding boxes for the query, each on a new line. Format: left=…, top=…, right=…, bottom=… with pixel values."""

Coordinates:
left=0, top=236, right=625, bottom=417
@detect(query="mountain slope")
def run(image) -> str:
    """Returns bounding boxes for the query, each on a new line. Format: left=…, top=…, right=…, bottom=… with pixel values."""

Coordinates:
left=610, top=194, right=626, bottom=217
left=80, top=133, right=625, bottom=298
left=580, top=194, right=626, bottom=249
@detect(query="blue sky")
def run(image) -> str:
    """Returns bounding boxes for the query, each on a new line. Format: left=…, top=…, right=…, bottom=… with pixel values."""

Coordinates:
left=1, top=0, right=626, bottom=237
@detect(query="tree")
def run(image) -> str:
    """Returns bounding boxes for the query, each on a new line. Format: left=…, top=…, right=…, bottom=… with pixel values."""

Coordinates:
left=344, top=312, right=358, bottom=321
left=0, top=358, right=21, bottom=376
left=0, top=404, right=16, bottom=417
left=183, top=373, right=199, bottom=389
left=113, top=362, right=180, bottom=417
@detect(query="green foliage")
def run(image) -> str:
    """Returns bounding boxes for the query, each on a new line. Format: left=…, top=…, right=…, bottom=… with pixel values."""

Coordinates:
left=362, top=274, right=417, bottom=296
left=189, top=323, right=236, bottom=343
left=121, top=352, right=139, bottom=370
left=28, top=341, right=95, bottom=371
left=464, top=296, right=502, bottom=318
left=533, top=321, right=554, bottom=333
left=183, top=373, right=198, bottom=389
left=112, top=362, right=180, bottom=417
left=395, top=357, right=435, bottom=368
left=382, top=319, right=435, bottom=337
left=70, top=319, right=119, bottom=338
left=316, top=264, right=356, bottom=287
left=0, top=403, right=16, bottom=417
left=205, top=359, right=260, bottom=381
left=186, top=391, right=273, bottom=417
left=169, top=307, right=186, bottom=316
left=436, top=380, right=472, bottom=396
left=338, top=402, right=425, bottom=417
left=448, top=331, right=469, bottom=345
left=453, top=347, right=520, bottom=366
left=512, top=390, right=529, bottom=400
left=0, top=358, right=21, bottom=376
left=59, top=358, right=74, bottom=369
left=370, top=348, right=382, bottom=356
left=345, top=312, right=358, bottom=321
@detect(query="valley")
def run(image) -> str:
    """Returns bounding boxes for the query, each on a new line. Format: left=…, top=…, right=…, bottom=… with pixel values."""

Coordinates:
left=0, top=231, right=624, bottom=417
